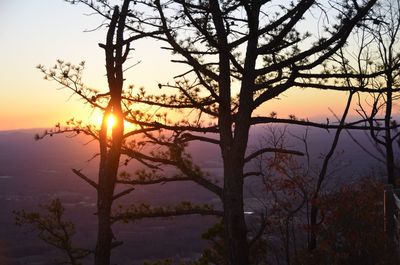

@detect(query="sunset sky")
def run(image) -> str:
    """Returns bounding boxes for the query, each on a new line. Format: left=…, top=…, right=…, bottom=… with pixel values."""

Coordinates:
left=0, top=0, right=350, bottom=131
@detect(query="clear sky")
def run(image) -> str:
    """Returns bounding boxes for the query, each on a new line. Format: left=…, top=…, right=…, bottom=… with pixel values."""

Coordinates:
left=0, top=0, right=350, bottom=131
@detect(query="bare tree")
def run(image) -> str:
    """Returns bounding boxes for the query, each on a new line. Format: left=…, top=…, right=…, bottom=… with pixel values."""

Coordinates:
left=354, top=0, right=400, bottom=186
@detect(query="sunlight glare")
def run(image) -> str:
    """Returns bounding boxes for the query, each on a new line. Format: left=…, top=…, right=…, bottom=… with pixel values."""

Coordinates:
left=107, top=114, right=116, bottom=129
left=91, top=109, right=137, bottom=132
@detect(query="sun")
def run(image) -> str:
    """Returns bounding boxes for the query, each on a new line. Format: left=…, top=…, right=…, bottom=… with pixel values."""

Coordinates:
left=91, top=111, right=116, bottom=129
left=91, top=109, right=136, bottom=132
left=107, top=114, right=116, bottom=129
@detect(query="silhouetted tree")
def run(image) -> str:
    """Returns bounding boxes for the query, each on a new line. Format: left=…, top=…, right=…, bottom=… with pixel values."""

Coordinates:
left=114, top=1, right=378, bottom=264
left=17, top=1, right=394, bottom=264
left=353, top=0, right=400, bottom=186
left=30, top=3, right=135, bottom=264
left=308, top=53, right=356, bottom=251
left=18, top=1, right=220, bottom=265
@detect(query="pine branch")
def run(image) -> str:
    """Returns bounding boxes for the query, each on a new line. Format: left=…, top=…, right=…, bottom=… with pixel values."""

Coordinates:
left=250, top=116, right=400, bottom=131
left=112, top=187, right=135, bottom=201
left=112, top=202, right=223, bottom=223
left=244, top=147, right=303, bottom=164
left=72, top=169, right=98, bottom=189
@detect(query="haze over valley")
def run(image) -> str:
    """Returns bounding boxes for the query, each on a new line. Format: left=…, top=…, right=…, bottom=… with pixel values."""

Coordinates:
left=0, top=125, right=384, bottom=264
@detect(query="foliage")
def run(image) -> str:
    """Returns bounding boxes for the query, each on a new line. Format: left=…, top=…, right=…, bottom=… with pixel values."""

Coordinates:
left=298, top=178, right=399, bottom=265
left=251, top=126, right=400, bottom=264
left=192, top=221, right=226, bottom=265
left=14, top=199, right=91, bottom=265
left=143, top=221, right=226, bottom=265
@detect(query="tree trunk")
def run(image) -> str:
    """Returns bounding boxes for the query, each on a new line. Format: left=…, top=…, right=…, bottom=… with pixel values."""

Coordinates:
left=308, top=92, right=354, bottom=251
left=220, top=109, right=252, bottom=265
left=94, top=110, right=123, bottom=265
left=385, top=73, right=395, bottom=186
left=308, top=206, right=318, bottom=250
left=95, top=122, right=114, bottom=265
left=223, top=155, right=249, bottom=265
left=218, top=104, right=251, bottom=264
left=95, top=200, right=113, bottom=265
left=93, top=4, right=126, bottom=264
